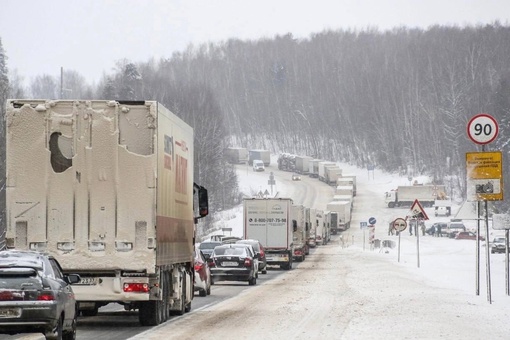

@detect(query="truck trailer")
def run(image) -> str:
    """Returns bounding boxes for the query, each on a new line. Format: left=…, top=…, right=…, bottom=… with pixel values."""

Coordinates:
left=326, top=201, right=351, bottom=234
left=385, top=185, right=446, bottom=208
left=5, top=100, right=208, bottom=326
left=318, top=161, right=336, bottom=182
left=294, top=155, right=312, bottom=174
left=243, top=198, right=294, bottom=270
left=224, top=147, right=249, bottom=164
left=291, top=204, right=308, bottom=261
left=249, top=149, right=271, bottom=166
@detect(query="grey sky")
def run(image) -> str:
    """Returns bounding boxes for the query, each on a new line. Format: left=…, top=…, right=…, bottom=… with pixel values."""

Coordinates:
left=1, top=0, right=509, bottom=85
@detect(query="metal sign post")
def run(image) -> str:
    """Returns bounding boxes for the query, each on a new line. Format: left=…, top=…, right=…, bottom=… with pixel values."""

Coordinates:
left=466, top=113, right=500, bottom=303
left=393, top=218, right=407, bottom=263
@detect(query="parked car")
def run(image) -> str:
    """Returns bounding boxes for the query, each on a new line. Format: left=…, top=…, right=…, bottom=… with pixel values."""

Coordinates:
left=236, top=239, right=267, bottom=274
left=491, top=237, right=508, bottom=254
left=207, top=244, right=258, bottom=285
left=0, top=250, right=81, bottom=340
left=445, top=222, right=466, bottom=238
left=198, top=240, right=222, bottom=260
left=455, top=231, right=485, bottom=241
left=194, top=247, right=212, bottom=297
left=252, top=159, right=265, bottom=171
left=434, top=206, right=451, bottom=217
left=292, top=173, right=301, bottom=181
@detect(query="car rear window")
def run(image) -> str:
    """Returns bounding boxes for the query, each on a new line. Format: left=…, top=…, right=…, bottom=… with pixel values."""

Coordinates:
left=213, top=247, right=247, bottom=256
left=199, top=242, right=221, bottom=250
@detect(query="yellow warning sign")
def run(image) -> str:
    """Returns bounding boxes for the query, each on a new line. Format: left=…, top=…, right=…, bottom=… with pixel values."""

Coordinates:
left=466, top=151, right=503, bottom=201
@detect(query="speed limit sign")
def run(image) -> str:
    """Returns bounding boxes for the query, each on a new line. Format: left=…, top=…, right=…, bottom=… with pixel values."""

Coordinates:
left=467, top=113, right=498, bottom=145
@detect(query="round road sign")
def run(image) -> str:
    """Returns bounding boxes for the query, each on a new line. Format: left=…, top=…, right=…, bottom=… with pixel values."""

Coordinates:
left=393, top=218, right=407, bottom=232
left=368, top=217, right=376, bottom=225
left=467, top=113, right=498, bottom=145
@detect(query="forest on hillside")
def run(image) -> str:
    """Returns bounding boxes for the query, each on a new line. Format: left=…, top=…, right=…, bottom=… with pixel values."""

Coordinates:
left=1, top=22, right=510, bottom=218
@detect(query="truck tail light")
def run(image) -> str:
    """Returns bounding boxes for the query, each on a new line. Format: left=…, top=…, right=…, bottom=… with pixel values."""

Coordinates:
left=123, top=283, right=149, bottom=293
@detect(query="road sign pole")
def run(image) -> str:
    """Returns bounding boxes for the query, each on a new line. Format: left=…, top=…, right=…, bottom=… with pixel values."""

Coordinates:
left=398, top=233, right=401, bottom=262
left=416, top=219, right=420, bottom=268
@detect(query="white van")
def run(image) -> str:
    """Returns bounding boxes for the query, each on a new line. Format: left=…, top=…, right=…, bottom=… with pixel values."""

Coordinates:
left=252, top=160, right=265, bottom=171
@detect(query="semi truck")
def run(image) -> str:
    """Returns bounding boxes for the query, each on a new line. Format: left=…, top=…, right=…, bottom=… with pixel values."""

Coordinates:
left=326, top=201, right=351, bottom=234
left=224, top=147, right=249, bottom=164
left=308, top=159, right=322, bottom=178
left=5, top=100, right=209, bottom=326
left=338, top=175, right=357, bottom=196
left=318, top=161, right=336, bottom=182
left=243, top=198, right=294, bottom=270
left=291, top=204, right=308, bottom=261
left=324, top=166, right=342, bottom=185
left=294, top=155, right=312, bottom=174
left=305, top=207, right=316, bottom=248
left=249, top=149, right=271, bottom=166
left=385, top=185, right=446, bottom=208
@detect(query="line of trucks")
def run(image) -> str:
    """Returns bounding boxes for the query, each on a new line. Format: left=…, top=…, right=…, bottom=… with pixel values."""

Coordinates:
left=4, top=100, right=209, bottom=326
left=242, top=156, right=357, bottom=265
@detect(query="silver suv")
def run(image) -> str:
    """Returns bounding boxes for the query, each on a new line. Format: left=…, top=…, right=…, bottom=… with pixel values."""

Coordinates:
left=446, top=222, right=466, bottom=238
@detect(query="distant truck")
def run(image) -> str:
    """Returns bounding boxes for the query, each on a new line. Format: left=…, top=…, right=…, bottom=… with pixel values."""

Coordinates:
left=336, top=185, right=354, bottom=197
left=291, top=204, right=308, bottom=261
left=243, top=198, right=294, bottom=270
left=305, top=208, right=316, bottom=248
left=385, top=185, right=446, bottom=208
left=434, top=199, right=452, bottom=216
left=332, top=194, right=354, bottom=211
left=318, top=161, right=336, bottom=182
left=249, top=149, right=271, bottom=166
left=315, top=209, right=328, bottom=245
left=225, top=147, right=249, bottom=164
left=277, top=153, right=295, bottom=171
left=295, top=155, right=313, bottom=174
left=324, top=166, right=342, bottom=185
left=308, top=159, right=322, bottom=178
left=338, top=175, right=357, bottom=196
left=5, top=100, right=209, bottom=325
left=326, top=201, right=351, bottom=234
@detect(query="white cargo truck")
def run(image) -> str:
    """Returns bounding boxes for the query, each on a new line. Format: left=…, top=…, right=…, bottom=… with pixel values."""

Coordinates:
left=336, top=185, right=354, bottom=196
left=224, top=147, right=249, bottom=164
left=295, top=155, right=312, bottom=174
left=326, top=201, right=351, bottom=234
left=243, top=198, right=294, bottom=270
left=314, top=210, right=327, bottom=245
left=332, top=194, right=354, bottom=211
left=291, top=204, right=308, bottom=261
left=385, top=185, right=446, bottom=208
left=5, top=100, right=209, bottom=326
left=306, top=208, right=316, bottom=248
left=338, top=175, right=357, bottom=196
left=324, top=166, right=342, bottom=185
left=249, top=149, right=271, bottom=166
left=308, top=159, right=322, bottom=178
left=318, top=161, right=336, bottom=182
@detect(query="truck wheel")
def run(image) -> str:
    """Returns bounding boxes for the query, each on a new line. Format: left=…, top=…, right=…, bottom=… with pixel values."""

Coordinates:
left=139, top=301, right=162, bottom=326
left=388, top=202, right=395, bottom=208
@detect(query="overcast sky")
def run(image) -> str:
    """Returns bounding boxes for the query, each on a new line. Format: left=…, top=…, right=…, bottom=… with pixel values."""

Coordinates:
left=1, top=0, right=510, bottom=85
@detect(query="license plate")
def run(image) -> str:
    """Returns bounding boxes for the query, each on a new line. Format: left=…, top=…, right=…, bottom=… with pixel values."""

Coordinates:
left=0, top=308, right=21, bottom=318
left=75, top=277, right=98, bottom=285
left=222, top=261, right=238, bottom=267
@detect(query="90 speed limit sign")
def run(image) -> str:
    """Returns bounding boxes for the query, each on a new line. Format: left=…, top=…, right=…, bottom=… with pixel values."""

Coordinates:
left=467, top=113, right=498, bottom=145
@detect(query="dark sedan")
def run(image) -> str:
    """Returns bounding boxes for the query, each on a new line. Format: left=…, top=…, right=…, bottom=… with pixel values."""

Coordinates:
left=198, top=241, right=222, bottom=260
left=0, top=250, right=81, bottom=340
left=208, top=244, right=257, bottom=285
